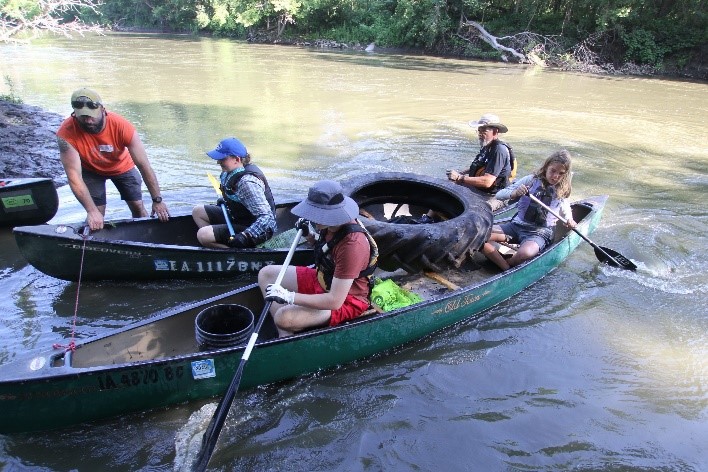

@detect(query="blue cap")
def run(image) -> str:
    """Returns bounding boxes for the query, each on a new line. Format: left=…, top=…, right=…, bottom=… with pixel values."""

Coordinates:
left=207, top=137, right=248, bottom=160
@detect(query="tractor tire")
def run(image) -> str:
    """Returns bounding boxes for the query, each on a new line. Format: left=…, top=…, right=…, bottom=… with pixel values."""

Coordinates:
left=341, top=172, right=493, bottom=273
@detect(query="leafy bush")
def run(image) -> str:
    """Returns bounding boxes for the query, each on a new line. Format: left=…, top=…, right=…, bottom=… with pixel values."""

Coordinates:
left=620, top=28, right=666, bottom=66
left=0, top=76, right=22, bottom=104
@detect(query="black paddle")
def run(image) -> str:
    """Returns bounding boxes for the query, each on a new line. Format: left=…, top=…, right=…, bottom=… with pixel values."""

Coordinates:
left=528, top=194, right=637, bottom=271
left=192, top=228, right=303, bottom=472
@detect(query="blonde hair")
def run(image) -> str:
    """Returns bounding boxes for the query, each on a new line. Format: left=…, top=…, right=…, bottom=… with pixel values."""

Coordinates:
left=534, top=149, right=572, bottom=198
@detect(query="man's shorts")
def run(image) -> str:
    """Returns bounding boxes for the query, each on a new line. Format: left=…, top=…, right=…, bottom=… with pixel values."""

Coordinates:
left=204, top=204, right=248, bottom=244
left=82, top=167, right=143, bottom=206
left=296, top=266, right=370, bottom=327
left=499, top=221, right=553, bottom=252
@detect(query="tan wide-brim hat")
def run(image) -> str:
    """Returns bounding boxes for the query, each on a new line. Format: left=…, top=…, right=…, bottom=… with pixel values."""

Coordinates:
left=291, top=180, right=359, bottom=226
left=468, top=113, right=508, bottom=133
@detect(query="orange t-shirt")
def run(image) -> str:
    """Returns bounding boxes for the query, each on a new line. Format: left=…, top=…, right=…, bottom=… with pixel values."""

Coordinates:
left=56, top=112, right=136, bottom=176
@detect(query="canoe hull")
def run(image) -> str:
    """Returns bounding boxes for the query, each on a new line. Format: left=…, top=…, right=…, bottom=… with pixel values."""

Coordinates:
left=0, top=197, right=607, bottom=433
left=13, top=204, right=313, bottom=281
left=0, top=178, right=59, bottom=227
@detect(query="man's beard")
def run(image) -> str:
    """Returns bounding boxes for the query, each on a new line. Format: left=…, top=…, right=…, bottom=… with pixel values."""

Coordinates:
left=78, top=115, right=105, bottom=134
left=479, top=137, right=492, bottom=147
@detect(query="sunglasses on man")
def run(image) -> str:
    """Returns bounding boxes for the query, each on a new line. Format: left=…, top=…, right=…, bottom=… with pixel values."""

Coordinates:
left=71, top=100, right=101, bottom=110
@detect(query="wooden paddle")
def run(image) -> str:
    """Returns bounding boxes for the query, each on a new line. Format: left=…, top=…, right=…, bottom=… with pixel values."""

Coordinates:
left=192, top=228, right=304, bottom=472
left=528, top=194, right=637, bottom=271
left=207, top=172, right=236, bottom=241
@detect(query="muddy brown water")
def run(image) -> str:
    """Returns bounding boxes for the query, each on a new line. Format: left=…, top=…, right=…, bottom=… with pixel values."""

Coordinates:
left=0, top=34, right=706, bottom=471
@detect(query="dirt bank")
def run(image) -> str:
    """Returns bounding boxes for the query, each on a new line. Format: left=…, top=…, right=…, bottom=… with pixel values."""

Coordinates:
left=0, top=100, right=67, bottom=185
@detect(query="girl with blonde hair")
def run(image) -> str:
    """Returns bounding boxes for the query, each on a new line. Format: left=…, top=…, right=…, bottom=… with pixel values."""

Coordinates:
left=482, top=149, right=577, bottom=270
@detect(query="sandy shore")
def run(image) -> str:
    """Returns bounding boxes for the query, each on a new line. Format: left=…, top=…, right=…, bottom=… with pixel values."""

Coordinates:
left=0, top=100, right=67, bottom=184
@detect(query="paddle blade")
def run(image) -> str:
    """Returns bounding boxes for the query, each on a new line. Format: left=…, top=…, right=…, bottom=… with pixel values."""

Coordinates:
left=594, top=246, right=637, bottom=271
left=207, top=173, right=221, bottom=195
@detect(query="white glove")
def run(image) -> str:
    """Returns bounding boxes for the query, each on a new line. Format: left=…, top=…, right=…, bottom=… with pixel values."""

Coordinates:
left=265, top=284, right=295, bottom=305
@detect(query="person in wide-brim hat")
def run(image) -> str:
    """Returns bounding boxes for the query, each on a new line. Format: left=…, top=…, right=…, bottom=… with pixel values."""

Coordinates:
left=258, top=179, right=376, bottom=338
left=443, top=112, right=514, bottom=213
left=290, top=180, right=360, bottom=226
left=468, top=113, right=508, bottom=133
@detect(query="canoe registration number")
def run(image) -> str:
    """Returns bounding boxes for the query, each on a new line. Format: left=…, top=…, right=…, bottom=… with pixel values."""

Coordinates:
left=153, top=259, right=272, bottom=273
left=97, top=365, right=185, bottom=390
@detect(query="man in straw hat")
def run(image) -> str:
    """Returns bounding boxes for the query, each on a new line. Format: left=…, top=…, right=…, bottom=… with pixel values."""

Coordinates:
left=56, top=87, right=170, bottom=230
left=258, top=180, right=378, bottom=337
left=446, top=113, right=514, bottom=211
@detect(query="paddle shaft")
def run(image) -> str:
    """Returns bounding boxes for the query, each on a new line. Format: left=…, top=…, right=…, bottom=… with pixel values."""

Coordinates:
left=193, top=228, right=303, bottom=472
left=207, top=172, right=236, bottom=240
left=527, top=194, right=624, bottom=268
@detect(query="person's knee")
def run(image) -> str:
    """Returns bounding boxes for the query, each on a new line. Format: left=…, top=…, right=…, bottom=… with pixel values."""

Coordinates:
left=511, top=242, right=540, bottom=265
left=481, top=242, right=496, bottom=255
left=196, top=226, right=214, bottom=245
left=258, top=264, right=281, bottom=286
left=273, top=307, right=297, bottom=331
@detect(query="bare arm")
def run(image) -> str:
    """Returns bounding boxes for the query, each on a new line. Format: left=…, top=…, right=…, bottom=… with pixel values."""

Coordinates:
left=127, top=131, right=170, bottom=221
left=293, top=276, right=354, bottom=310
left=57, top=136, right=105, bottom=230
left=448, top=168, right=497, bottom=189
left=456, top=172, right=497, bottom=190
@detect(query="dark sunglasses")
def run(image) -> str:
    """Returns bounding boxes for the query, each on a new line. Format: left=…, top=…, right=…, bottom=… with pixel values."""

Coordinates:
left=71, top=100, right=101, bottom=110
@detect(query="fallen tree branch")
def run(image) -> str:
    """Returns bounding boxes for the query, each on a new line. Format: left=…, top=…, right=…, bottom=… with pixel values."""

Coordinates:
left=461, top=21, right=528, bottom=63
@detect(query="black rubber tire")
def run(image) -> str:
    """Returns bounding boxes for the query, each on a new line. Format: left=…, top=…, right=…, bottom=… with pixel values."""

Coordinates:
left=341, top=172, right=493, bottom=273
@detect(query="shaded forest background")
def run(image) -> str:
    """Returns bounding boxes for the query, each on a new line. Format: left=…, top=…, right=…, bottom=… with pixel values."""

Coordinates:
left=1, top=0, right=706, bottom=80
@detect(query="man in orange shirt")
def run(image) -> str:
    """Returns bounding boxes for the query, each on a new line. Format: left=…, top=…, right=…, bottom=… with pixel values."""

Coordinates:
left=56, top=88, right=170, bottom=230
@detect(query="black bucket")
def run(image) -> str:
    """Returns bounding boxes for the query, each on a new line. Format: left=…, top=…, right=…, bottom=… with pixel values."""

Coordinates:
left=195, top=304, right=255, bottom=351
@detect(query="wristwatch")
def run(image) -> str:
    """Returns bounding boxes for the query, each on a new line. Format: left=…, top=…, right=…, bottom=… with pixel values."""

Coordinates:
left=152, top=196, right=163, bottom=204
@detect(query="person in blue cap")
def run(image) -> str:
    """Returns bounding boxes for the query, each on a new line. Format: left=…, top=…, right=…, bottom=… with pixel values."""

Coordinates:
left=192, top=137, right=277, bottom=248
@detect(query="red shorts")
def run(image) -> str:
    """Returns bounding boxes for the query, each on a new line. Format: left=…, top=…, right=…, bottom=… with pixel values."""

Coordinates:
left=296, top=266, right=370, bottom=326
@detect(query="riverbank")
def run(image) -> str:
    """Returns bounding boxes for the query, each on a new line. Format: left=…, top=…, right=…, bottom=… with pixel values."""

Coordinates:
left=110, top=28, right=707, bottom=81
left=0, top=100, right=66, bottom=184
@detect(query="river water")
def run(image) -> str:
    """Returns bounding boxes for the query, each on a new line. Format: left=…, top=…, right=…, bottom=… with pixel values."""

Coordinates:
left=0, top=34, right=706, bottom=471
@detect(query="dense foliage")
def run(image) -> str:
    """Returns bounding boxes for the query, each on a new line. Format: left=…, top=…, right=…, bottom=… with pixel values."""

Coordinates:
left=2, top=0, right=706, bottom=77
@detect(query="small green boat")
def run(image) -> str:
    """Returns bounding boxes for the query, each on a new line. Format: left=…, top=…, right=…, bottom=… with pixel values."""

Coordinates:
left=0, top=177, right=59, bottom=227
left=0, top=196, right=607, bottom=433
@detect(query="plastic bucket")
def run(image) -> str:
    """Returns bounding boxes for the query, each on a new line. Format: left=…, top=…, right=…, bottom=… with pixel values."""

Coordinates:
left=195, top=304, right=255, bottom=351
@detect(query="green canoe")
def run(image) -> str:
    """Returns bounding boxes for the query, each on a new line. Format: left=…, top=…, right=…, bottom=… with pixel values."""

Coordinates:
left=0, top=196, right=607, bottom=433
